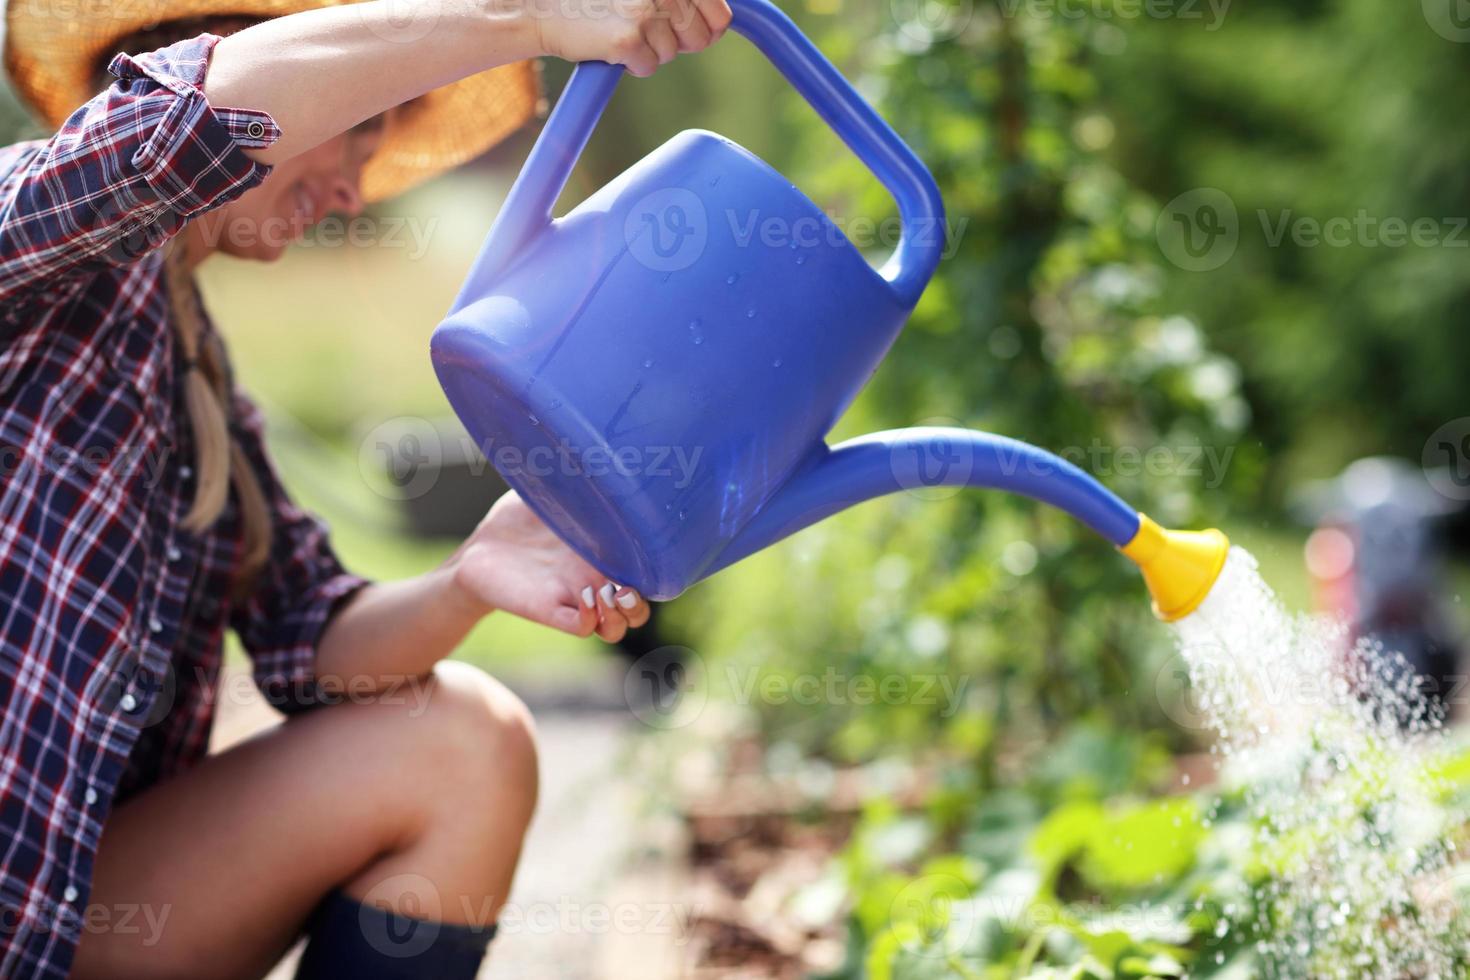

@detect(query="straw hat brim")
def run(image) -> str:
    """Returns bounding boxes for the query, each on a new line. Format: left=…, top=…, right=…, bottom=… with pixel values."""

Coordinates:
left=3, top=0, right=543, bottom=202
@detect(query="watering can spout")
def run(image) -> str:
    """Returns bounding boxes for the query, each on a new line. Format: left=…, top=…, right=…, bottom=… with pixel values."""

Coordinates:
left=704, top=427, right=1228, bottom=621
left=1117, top=515, right=1230, bottom=621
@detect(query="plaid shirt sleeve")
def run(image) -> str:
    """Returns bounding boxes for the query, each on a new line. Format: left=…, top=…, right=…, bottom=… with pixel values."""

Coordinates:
left=0, top=33, right=280, bottom=302
left=227, top=392, right=372, bottom=713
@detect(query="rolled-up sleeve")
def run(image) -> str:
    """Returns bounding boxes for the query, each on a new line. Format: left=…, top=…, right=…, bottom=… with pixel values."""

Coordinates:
left=0, top=33, right=280, bottom=300
left=227, top=393, right=371, bottom=714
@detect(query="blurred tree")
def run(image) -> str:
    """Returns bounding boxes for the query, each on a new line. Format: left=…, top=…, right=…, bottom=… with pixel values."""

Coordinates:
left=1099, top=0, right=1470, bottom=486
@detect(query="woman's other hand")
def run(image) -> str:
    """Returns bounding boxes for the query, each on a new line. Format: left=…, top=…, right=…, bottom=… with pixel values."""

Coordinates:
left=531, top=0, right=733, bottom=77
left=451, top=490, right=651, bottom=643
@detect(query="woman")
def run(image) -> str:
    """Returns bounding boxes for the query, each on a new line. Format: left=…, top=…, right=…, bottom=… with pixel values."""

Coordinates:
left=0, top=0, right=730, bottom=975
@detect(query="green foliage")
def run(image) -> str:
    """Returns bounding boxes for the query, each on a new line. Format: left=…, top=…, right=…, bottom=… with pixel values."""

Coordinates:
left=1097, top=0, right=1470, bottom=479
left=675, top=0, right=1246, bottom=793
left=668, top=0, right=1470, bottom=975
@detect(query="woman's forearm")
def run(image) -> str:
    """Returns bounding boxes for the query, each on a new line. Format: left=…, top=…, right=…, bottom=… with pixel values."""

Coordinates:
left=202, top=1, right=538, bottom=164
left=314, top=564, right=491, bottom=690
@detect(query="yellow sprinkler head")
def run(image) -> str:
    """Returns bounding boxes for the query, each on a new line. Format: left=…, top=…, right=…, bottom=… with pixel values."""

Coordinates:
left=1118, top=514, right=1230, bottom=622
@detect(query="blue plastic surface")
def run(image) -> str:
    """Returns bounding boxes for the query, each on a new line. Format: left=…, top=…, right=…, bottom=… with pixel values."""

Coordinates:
left=431, top=0, right=1141, bottom=599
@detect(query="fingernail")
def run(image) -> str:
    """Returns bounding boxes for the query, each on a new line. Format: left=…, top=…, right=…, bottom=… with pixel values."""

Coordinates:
left=599, top=583, right=617, bottom=607
left=616, top=590, right=638, bottom=609
left=581, top=586, right=595, bottom=609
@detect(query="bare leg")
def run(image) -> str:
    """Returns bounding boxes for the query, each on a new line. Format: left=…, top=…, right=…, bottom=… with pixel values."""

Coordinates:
left=71, top=661, right=538, bottom=980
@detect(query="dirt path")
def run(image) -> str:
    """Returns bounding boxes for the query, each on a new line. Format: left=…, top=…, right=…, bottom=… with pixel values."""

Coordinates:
left=211, top=663, right=688, bottom=979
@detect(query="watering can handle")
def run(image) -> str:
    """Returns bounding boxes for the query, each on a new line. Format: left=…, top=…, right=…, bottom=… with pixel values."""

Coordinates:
left=475, top=0, right=945, bottom=307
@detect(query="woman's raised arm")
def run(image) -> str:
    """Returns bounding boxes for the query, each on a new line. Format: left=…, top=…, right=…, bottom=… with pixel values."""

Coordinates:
left=203, top=0, right=731, bottom=166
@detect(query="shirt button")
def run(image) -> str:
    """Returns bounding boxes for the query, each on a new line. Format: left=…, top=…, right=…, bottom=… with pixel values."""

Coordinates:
left=148, top=616, right=163, bottom=634
left=120, top=693, right=138, bottom=713
left=180, top=465, right=193, bottom=480
left=246, top=120, right=266, bottom=140
left=84, top=788, right=98, bottom=806
left=166, top=545, right=182, bottom=562
left=62, top=886, right=78, bottom=904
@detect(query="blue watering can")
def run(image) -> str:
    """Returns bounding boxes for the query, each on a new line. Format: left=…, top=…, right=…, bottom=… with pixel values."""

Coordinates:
left=431, top=0, right=1228, bottom=619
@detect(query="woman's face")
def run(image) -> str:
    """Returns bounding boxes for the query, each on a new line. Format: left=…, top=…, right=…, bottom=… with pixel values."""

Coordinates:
left=196, top=120, right=385, bottom=262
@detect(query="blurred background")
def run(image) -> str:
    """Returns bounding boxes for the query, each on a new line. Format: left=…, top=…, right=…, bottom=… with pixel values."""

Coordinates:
left=6, top=0, right=1470, bottom=975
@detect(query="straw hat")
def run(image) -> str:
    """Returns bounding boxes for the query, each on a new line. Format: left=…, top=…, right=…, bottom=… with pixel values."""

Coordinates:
left=2, top=0, right=543, bottom=201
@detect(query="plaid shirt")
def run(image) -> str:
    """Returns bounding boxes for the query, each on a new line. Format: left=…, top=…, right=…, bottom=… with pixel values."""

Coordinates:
left=0, top=34, right=369, bottom=976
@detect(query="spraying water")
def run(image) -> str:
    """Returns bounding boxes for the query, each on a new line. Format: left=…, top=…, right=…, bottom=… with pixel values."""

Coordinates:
left=1172, top=547, right=1469, bottom=977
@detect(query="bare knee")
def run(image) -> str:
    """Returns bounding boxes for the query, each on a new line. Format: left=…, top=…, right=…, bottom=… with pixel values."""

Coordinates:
left=412, top=661, right=539, bottom=823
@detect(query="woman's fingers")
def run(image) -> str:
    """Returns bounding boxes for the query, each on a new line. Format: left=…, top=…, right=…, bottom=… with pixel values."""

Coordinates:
left=593, top=582, right=629, bottom=643
left=642, top=15, right=680, bottom=67
left=619, top=35, right=662, bottom=77
left=695, top=0, right=733, bottom=40
left=613, top=585, right=651, bottom=628
left=538, top=585, right=595, bottom=637
left=666, top=0, right=711, bottom=52
left=554, top=579, right=648, bottom=644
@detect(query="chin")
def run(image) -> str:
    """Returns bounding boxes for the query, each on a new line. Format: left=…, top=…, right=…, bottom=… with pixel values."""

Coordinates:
left=219, top=238, right=290, bottom=263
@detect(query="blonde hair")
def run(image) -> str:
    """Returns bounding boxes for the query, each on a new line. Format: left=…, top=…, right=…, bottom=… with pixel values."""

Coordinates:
left=163, top=247, right=272, bottom=598
left=104, top=17, right=273, bottom=598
